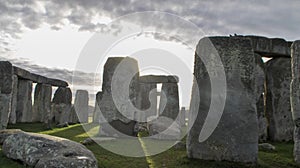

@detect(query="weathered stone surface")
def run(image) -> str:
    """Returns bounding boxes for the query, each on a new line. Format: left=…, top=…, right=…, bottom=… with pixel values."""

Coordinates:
left=74, top=90, right=89, bottom=123
left=265, top=57, right=293, bottom=142
left=13, top=66, right=68, bottom=87
left=9, top=75, right=18, bottom=124
left=51, top=87, right=72, bottom=125
left=254, top=54, right=267, bottom=142
left=0, top=129, right=23, bottom=145
left=244, top=35, right=291, bottom=57
left=291, top=40, right=300, bottom=163
left=52, top=87, right=72, bottom=104
left=51, top=104, right=71, bottom=125
left=187, top=37, right=258, bottom=163
left=16, top=80, right=33, bottom=123
left=148, top=116, right=181, bottom=140
left=139, top=75, right=179, bottom=83
left=99, top=120, right=137, bottom=137
left=69, top=105, right=79, bottom=124
left=93, top=92, right=103, bottom=123
left=0, top=61, right=13, bottom=94
left=2, top=131, right=97, bottom=168
left=32, top=84, right=52, bottom=123
left=0, top=62, right=13, bottom=129
left=0, top=94, right=12, bottom=129
left=159, top=82, right=179, bottom=121
left=98, top=57, right=139, bottom=137
left=180, top=107, right=186, bottom=127
left=138, top=83, right=157, bottom=119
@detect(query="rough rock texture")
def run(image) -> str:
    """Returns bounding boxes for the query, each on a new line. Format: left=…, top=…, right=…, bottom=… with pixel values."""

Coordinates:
left=32, top=84, right=52, bottom=123
left=74, top=90, right=89, bottom=123
left=138, top=83, right=157, bottom=119
left=0, top=129, right=23, bottom=144
left=266, top=57, right=293, bottom=142
left=254, top=54, right=267, bottom=142
left=9, top=75, right=18, bottom=124
left=69, top=105, right=79, bottom=124
left=159, top=82, right=179, bottom=121
left=2, top=131, right=97, bottom=168
left=0, top=61, right=13, bottom=94
left=52, top=87, right=72, bottom=104
left=187, top=37, right=258, bottom=163
left=0, top=94, right=12, bottom=129
left=245, top=35, right=291, bottom=57
left=0, top=61, right=13, bottom=129
left=180, top=107, right=186, bottom=127
left=51, top=87, right=72, bottom=125
left=16, top=79, right=33, bottom=123
left=148, top=116, right=181, bottom=140
left=99, top=120, right=137, bottom=137
left=92, top=92, right=102, bottom=123
left=98, top=57, right=139, bottom=137
left=291, top=40, right=300, bottom=163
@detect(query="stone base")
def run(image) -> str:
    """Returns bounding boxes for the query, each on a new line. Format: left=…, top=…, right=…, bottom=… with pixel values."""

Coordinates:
left=148, top=116, right=181, bottom=140
left=99, top=120, right=136, bottom=137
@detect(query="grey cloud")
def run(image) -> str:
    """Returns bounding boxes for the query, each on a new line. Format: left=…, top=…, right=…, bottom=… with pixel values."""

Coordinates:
left=0, top=56, right=101, bottom=87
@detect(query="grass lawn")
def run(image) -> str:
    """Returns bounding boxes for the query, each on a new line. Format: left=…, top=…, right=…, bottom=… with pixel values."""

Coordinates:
left=0, top=123, right=299, bottom=168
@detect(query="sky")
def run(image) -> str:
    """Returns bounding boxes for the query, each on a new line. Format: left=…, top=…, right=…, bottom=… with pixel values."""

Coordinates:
left=1, top=0, right=300, bottom=106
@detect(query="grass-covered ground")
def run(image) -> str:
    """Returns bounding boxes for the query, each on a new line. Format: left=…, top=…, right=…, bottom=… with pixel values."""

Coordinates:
left=0, top=123, right=299, bottom=168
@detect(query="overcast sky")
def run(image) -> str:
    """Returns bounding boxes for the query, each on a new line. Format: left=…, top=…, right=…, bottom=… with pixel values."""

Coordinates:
left=1, top=0, right=300, bottom=106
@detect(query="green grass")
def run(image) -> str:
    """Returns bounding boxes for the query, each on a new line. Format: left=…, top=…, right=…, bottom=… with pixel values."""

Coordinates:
left=0, top=123, right=299, bottom=168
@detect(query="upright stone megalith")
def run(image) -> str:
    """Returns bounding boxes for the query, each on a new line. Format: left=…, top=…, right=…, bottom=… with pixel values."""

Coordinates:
left=9, top=75, right=18, bottom=124
left=291, top=40, right=300, bottom=163
left=0, top=61, right=13, bottom=129
left=51, top=87, right=72, bottom=125
left=187, top=37, right=258, bottom=163
left=32, top=84, right=52, bottom=123
left=148, top=80, right=181, bottom=140
left=254, top=54, right=267, bottom=142
left=266, top=57, right=293, bottom=142
left=92, top=92, right=103, bottom=123
left=73, top=90, right=89, bottom=123
left=159, top=82, right=179, bottom=120
left=98, top=57, right=140, bottom=137
left=16, top=79, right=33, bottom=123
left=138, top=83, right=157, bottom=120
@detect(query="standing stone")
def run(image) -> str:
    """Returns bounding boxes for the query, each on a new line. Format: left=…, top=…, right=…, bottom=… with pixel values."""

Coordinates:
left=32, top=84, right=52, bottom=123
left=254, top=54, right=267, bottom=142
left=51, top=87, right=72, bottom=125
left=266, top=57, right=293, bottom=141
left=187, top=37, right=258, bottom=163
left=148, top=81, right=180, bottom=140
left=290, top=40, right=300, bottom=163
left=9, top=75, right=18, bottom=124
left=159, top=82, right=179, bottom=120
left=0, top=61, right=13, bottom=129
left=92, top=92, right=103, bottom=123
left=16, top=80, right=33, bottom=123
left=69, top=105, right=79, bottom=124
left=74, top=90, right=89, bottom=123
left=180, top=107, right=186, bottom=127
left=138, top=83, right=157, bottom=120
left=98, top=57, right=139, bottom=137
